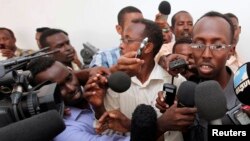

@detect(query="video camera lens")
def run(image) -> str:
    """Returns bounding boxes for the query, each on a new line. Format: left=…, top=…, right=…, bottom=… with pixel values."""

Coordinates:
left=0, top=83, right=64, bottom=128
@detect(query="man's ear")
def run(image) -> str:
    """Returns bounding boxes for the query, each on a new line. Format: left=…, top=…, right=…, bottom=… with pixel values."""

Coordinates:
left=228, top=45, right=235, bottom=59
left=116, top=25, right=122, bottom=35
left=143, top=42, right=154, bottom=54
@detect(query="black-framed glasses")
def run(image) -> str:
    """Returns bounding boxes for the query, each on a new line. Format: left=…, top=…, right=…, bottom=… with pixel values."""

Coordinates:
left=120, top=38, right=142, bottom=45
left=190, top=43, right=231, bottom=51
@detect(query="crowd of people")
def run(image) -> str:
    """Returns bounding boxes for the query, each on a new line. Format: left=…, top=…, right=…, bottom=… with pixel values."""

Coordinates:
left=0, top=1, right=249, bottom=141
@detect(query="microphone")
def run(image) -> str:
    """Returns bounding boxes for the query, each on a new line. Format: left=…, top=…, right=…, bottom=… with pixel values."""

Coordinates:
left=177, top=81, right=197, bottom=107
left=108, top=71, right=131, bottom=93
left=131, top=104, right=157, bottom=141
left=0, top=49, right=59, bottom=78
left=0, top=110, right=65, bottom=141
left=195, top=80, right=227, bottom=125
left=233, top=62, right=250, bottom=105
left=158, top=1, right=171, bottom=15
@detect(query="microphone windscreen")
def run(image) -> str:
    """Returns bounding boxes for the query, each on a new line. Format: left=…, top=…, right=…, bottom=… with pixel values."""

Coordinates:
left=158, top=1, right=171, bottom=15
left=108, top=71, right=131, bottom=93
left=0, top=110, right=65, bottom=141
left=233, top=62, right=250, bottom=105
left=177, top=81, right=197, bottom=107
left=195, top=80, right=227, bottom=121
left=131, top=104, right=157, bottom=141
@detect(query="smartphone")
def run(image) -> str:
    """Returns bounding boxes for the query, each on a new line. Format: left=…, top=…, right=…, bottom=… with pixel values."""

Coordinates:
left=163, top=83, right=176, bottom=106
left=136, top=37, right=148, bottom=57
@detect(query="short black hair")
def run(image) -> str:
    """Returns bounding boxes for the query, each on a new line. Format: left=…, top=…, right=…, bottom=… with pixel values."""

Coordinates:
left=196, top=11, right=235, bottom=44
left=224, top=13, right=239, bottom=22
left=36, top=27, right=50, bottom=33
left=0, top=27, right=16, bottom=39
left=27, top=56, right=55, bottom=78
left=39, top=28, right=68, bottom=48
left=171, top=11, right=191, bottom=28
left=131, top=18, right=163, bottom=56
left=117, top=6, right=142, bottom=27
left=172, top=37, right=192, bottom=53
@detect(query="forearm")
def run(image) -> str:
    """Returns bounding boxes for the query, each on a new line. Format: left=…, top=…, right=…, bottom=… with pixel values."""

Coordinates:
left=156, top=115, right=168, bottom=138
left=93, top=104, right=106, bottom=119
left=74, top=69, right=90, bottom=86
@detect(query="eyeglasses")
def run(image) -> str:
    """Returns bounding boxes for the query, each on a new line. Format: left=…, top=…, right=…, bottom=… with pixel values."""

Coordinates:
left=120, top=38, right=142, bottom=45
left=190, top=43, right=231, bottom=51
left=162, top=27, right=170, bottom=33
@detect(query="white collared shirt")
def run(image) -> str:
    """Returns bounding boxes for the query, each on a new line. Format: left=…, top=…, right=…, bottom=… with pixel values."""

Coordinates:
left=104, top=64, right=186, bottom=141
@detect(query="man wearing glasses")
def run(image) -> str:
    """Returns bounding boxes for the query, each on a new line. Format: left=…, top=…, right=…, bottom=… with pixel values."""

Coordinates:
left=157, top=11, right=250, bottom=141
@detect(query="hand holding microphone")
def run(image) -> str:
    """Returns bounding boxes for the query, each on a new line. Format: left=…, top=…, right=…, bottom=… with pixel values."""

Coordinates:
left=157, top=1, right=171, bottom=21
left=155, top=81, right=196, bottom=113
left=83, top=71, right=131, bottom=118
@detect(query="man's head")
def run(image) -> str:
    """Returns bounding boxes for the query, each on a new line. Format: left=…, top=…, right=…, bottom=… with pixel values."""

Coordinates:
left=27, top=56, right=82, bottom=104
left=191, top=11, right=234, bottom=80
left=119, top=18, right=163, bottom=57
left=172, top=37, right=197, bottom=80
left=173, top=37, right=193, bottom=59
left=0, top=27, right=17, bottom=50
left=116, top=6, right=143, bottom=36
left=155, top=14, right=172, bottom=44
left=171, top=11, right=193, bottom=41
left=224, top=13, right=241, bottom=45
left=39, top=28, right=75, bottom=66
left=35, top=27, right=50, bottom=49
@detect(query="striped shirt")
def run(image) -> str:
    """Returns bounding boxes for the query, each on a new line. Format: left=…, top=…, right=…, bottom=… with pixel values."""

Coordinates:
left=89, top=47, right=120, bottom=68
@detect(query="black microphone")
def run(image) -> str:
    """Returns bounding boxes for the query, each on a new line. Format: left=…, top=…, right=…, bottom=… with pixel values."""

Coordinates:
left=233, top=62, right=250, bottom=105
left=158, top=1, right=171, bottom=15
left=108, top=71, right=131, bottom=93
left=0, top=110, right=65, bottom=141
left=130, top=104, right=157, bottom=141
left=195, top=80, right=227, bottom=125
left=0, top=49, right=59, bottom=78
left=177, top=81, right=197, bottom=107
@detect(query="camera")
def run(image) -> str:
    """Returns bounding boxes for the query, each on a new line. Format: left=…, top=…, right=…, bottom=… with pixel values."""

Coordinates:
left=0, top=65, right=64, bottom=128
left=163, top=83, right=176, bottom=106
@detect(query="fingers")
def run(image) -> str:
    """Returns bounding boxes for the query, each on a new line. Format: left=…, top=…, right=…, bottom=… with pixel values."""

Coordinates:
left=63, top=107, right=71, bottom=116
left=155, top=91, right=168, bottom=113
left=98, top=112, right=110, bottom=123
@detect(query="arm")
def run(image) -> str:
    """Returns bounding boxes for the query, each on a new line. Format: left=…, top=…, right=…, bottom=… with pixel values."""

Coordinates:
left=83, top=73, right=108, bottom=119
left=156, top=102, right=197, bottom=138
left=74, top=66, right=110, bottom=86
left=96, top=110, right=131, bottom=134
left=54, top=119, right=130, bottom=141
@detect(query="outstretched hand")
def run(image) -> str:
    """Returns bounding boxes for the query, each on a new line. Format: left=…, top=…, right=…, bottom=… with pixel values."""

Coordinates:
left=95, top=110, right=130, bottom=134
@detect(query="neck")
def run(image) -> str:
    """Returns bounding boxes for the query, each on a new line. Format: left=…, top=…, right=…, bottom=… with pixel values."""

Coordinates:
left=136, top=57, right=155, bottom=84
left=215, top=67, right=231, bottom=89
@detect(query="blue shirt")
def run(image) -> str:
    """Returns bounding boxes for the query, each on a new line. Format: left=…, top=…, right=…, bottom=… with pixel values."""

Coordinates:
left=53, top=106, right=129, bottom=141
left=89, top=47, right=120, bottom=68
